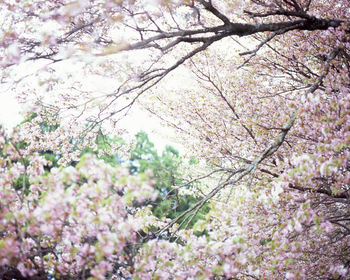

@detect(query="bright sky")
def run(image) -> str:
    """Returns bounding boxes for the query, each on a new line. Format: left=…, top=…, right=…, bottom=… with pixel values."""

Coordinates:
left=0, top=20, right=196, bottom=153
left=0, top=75, right=182, bottom=152
left=0, top=90, right=22, bottom=130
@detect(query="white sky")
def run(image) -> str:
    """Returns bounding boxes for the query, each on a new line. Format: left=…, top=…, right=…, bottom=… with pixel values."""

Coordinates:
left=0, top=38, right=196, bottom=152
left=0, top=77, right=182, bottom=152
left=0, top=90, right=22, bottom=130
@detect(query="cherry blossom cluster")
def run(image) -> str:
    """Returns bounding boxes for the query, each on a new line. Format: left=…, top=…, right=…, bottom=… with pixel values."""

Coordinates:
left=0, top=127, right=158, bottom=279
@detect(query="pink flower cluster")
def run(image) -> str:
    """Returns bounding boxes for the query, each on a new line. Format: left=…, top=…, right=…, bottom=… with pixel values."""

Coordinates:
left=0, top=132, right=158, bottom=278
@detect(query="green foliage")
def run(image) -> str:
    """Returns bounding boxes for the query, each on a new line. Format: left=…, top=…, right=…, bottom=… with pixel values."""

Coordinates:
left=80, top=133, right=124, bottom=167
left=129, top=131, right=209, bottom=228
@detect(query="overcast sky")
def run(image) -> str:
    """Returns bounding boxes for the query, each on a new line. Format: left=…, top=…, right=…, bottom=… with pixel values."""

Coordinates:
left=0, top=82, right=182, bottom=152
left=0, top=89, right=22, bottom=130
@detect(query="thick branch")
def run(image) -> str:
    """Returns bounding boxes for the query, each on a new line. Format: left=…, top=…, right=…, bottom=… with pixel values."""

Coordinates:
left=126, top=18, right=343, bottom=51
left=200, top=0, right=231, bottom=24
left=288, top=184, right=348, bottom=199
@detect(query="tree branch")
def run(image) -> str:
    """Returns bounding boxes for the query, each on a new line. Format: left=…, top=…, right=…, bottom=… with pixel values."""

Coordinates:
left=158, top=111, right=296, bottom=236
left=288, top=184, right=348, bottom=199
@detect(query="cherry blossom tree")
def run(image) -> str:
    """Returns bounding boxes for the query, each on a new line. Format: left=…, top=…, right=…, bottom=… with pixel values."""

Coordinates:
left=1, top=0, right=350, bottom=279
left=0, top=123, right=160, bottom=279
